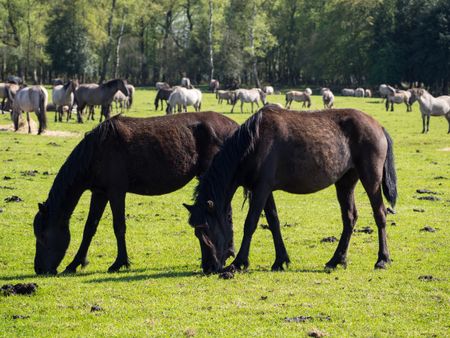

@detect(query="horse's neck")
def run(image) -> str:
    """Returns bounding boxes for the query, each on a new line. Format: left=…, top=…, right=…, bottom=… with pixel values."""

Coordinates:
left=48, top=180, right=86, bottom=223
left=419, top=92, right=433, bottom=111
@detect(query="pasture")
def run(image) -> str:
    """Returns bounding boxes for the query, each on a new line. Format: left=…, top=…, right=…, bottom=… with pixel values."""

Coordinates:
left=0, top=89, right=449, bottom=337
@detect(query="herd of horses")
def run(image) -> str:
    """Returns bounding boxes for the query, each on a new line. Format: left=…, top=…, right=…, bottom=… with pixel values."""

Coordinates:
left=0, top=77, right=447, bottom=276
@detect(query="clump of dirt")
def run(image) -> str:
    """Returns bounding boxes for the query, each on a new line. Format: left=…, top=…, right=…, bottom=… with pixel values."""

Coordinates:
left=285, top=316, right=313, bottom=323
left=321, top=236, right=338, bottom=243
left=4, top=195, right=23, bottom=203
left=418, top=275, right=437, bottom=282
left=21, top=170, right=38, bottom=177
left=386, top=207, right=396, bottom=214
left=90, top=305, right=103, bottom=312
left=416, top=189, right=438, bottom=194
left=47, top=142, right=61, bottom=147
left=391, top=221, right=397, bottom=226
left=259, top=224, right=270, bottom=230
left=308, top=329, right=327, bottom=337
left=433, top=176, right=447, bottom=180
left=12, top=315, right=30, bottom=320
left=184, top=328, right=196, bottom=337
left=218, top=271, right=235, bottom=280
left=416, top=195, right=441, bottom=201
left=420, top=226, right=437, bottom=232
left=354, top=226, right=373, bottom=234
left=413, top=208, right=425, bottom=213
left=1, top=283, right=38, bottom=296
left=3, top=176, right=12, bottom=180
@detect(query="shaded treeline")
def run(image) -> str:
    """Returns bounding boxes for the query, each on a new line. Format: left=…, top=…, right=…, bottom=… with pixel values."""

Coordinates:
left=0, top=0, right=448, bottom=93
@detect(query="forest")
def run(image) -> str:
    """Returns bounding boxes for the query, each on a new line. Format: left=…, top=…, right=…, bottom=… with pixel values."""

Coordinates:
left=0, top=0, right=449, bottom=93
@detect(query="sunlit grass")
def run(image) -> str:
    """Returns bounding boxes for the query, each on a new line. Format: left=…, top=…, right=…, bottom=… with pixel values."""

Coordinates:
left=0, top=89, right=449, bottom=337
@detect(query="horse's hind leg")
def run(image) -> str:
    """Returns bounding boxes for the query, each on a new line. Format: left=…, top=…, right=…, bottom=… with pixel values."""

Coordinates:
left=228, top=184, right=271, bottom=271
left=264, top=193, right=290, bottom=271
left=359, top=164, right=391, bottom=269
left=26, top=112, right=31, bottom=133
left=326, top=170, right=359, bottom=269
left=64, top=192, right=108, bottom=273
left=108, top=191, right=130, bottom=272
left=426, top=115, right=430, bottom=133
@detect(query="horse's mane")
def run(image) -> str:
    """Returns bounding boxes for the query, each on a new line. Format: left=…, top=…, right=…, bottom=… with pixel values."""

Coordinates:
left=193, top=110, right=263, bottom=211
left=63, top=81, right=71, bottom=90
left=46, top=117, right=120, bottom=212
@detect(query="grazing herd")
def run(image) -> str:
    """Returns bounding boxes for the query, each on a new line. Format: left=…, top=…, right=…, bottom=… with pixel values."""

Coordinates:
left=0, top=78, right=449, bottom=136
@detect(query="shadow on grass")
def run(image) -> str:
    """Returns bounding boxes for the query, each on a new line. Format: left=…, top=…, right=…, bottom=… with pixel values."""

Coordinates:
left=85, top=269, right=201, bottom=283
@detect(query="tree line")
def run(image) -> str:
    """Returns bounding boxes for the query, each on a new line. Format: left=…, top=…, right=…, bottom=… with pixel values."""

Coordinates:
left=0, top=0, right=449, bottom=93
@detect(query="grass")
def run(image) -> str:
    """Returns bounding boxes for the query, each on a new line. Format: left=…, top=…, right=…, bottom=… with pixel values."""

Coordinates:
left=0, top=89, right=449, bottom=337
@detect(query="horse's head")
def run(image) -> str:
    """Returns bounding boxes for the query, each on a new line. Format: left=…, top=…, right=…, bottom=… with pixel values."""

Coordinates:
left=33, top=202, right=70, bottom=275
left=408, top=88, right=423, bottom=105
left=184, top=200, right=234, bottom=274
left=259, top=90, right=267, bottom=105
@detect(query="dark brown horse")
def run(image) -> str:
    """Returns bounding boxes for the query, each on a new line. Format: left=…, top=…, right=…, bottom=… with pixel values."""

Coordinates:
left=185, top=106, right=397, bottom=273
left=33, top=112, right=239, bottom=275
left=154, top=87, right=173, bottom=111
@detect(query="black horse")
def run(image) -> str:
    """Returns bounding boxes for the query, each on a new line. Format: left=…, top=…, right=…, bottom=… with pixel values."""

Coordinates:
left=154, top=87, right=173, bottom=111
left=185, top=106, right=397, bottom=273
left=33, top=112, right=239, bottom=275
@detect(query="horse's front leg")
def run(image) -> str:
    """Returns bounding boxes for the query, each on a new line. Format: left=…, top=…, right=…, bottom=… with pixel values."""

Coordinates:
left=230, top=101, right=237, bottom=113
left=108, top=191, right=130, bottom=272
left=426, top=114, right=430, bottom=133
left=241, top=101, right=244, bottom=114
left=27, top=112, right=31, bottom=134
left=64, top=192, right=108, bottom=273
left=421, top=114, right=426, bottom=133
left=264, top=193, right=290, bottom=271
left=228, top=185, right=271, bottom=271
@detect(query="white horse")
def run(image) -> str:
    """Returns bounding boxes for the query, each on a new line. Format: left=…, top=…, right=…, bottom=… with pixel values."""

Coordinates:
left=355, top=88, right=365, bottom=97
left=365, top=89, right=372, bottom=98
left=181, top=77, right=193, bottom=89
left=341, top=88, right=355, bottom=96
left=285, top=91, right=311, bottom=109
left=112, top=91, right=129, bottom=113
left=305, top=88, right=312, bottom=96
left=10, top=85, right=48, bottom=134
left=322, top=89, right=335, bottom=108
left=231, top=88, right=267, bottom=113
left=126, top=84, right=135, bottom=108
left=379, top=84, right=390, bottom=99
left=263, top=86, right=274, bottom=95
left=52, top=80, right=77, bottom=122
left=0, top=83, right=19, bottom=113
left=166, top=87, right=202, bottom=114
left=409, top=88, right=450, bottom=133
left=386, top=86, right=411, bottom=112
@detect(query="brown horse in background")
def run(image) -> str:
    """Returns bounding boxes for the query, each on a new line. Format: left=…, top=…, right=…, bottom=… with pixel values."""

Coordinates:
left=75, top=79, right=128, bottom=123
left=185, top=106, right=397, bottom=273
left=33, top=112, right=239, bottom=275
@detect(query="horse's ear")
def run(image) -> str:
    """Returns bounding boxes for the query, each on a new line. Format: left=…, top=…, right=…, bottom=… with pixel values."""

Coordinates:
left=183, top=203, right=194, bottom=213
left=38, top=202, right=47, bottom=214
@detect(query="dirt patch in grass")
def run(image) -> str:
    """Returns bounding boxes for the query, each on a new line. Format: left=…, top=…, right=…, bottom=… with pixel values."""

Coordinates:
left=0, top=123, right=79, bottom=137
left=438, top=147, right=450, bottom=152
left=1, top=283, right=38, bottom=296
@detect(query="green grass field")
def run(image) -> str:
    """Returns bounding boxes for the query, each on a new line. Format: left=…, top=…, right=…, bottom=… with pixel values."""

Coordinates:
left=0, top=89, right=449, bottom=337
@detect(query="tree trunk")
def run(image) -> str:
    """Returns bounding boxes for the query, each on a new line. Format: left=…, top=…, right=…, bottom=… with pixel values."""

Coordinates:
left=139, top=18, right=149, bottom=85
left=99, top=0, right=117, bottom=83
left=114, top=15, right=126, bottom=79
left=249, top=4, right=260, bottom=88
left=208, top=0, right=214, bottom=81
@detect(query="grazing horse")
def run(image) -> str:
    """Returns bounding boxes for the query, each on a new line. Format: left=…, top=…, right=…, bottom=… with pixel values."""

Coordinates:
left=10, top=85, right=48, bottom=134
left=341, top=88, right=355, bottom=96
left=355, top=88, right=365, bottom=97
left=185, top=106, right=397, bottom=274
left=322, top=89, right=335, bottom=108
left=75, top=79, right=129, bottom=123
left=33, top=112, right=239, bottom=275
left=216, top=90, right=235, bottom=104
left=181, top=77, right=193, bottom=89
left=409, top=88, right=450, bottom=133
left=154, top=87, right=174, bottom=111
left=0, top=83, right=19, bottom=113
left=209, top=79, right=220, bottom=93
left=263, top=86, right=274, bottom=95
left=52, top=80, right=78, bottom=122
left=285, top=91, right=311, bottom=109
left=112, top=91, right=129, bottom=113
left=385, top=86, right=411, bottom=112
left=231, top=88, right=267, bottom=113
left=166, top=87, right=202, bottom=114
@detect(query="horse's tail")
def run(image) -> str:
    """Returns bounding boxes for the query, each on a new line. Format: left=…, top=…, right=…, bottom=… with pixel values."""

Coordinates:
left=154, top=90, right=160, bottom=110
left=39, top=87, right=48, bottom=131
left=127, top=87, right=133, bottom=108
left=382, top=128, right=397, bottom=209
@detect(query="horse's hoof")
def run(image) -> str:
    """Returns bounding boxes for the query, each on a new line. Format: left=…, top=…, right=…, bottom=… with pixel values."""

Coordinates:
left=107, top=260, right=130, bottom=273
left=374, top=259, right=390, bottom=269
left=62, top=266, right=77, bottom=274
left=325, top=258, right=347, bottom=270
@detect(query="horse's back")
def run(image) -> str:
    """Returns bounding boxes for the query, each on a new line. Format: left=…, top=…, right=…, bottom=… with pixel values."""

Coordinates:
left=15, top=86, right=46, bottom=112
left=247, top=108, right=386, bottom=193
